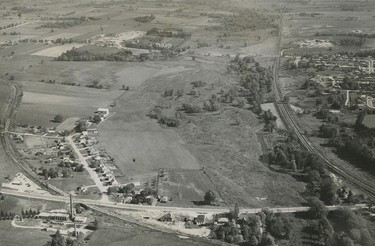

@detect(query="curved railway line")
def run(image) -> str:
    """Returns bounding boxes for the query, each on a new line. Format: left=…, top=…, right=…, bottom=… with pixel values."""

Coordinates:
left=273, top=17, right=375, bottom=199
left=0, top=79, right=68, bottom=197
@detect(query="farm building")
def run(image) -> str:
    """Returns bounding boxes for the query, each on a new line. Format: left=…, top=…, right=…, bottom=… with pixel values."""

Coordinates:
left=97, top=108, right=109, bottom=118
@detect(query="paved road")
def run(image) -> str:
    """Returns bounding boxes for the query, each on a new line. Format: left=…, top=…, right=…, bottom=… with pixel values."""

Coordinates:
left=66, top=135, right=108, bottom=194
left=0, top=189, right=367, bottom=214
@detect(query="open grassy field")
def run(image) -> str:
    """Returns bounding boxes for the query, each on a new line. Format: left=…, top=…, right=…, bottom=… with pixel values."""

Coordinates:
left=95, top=55, right=306, bottom=207
left=16, top=82, right=122, bottom=127
left=88, top=217, right=218, bottom=246
left=157, top=169, right=222, bottom=207
left=31, top=43, right=85, bottom=57
left=363, top=115, right=375, bottom=128
left=0, top=221, right=50, bottom=246
left=47, top=170, right=96, bottom=193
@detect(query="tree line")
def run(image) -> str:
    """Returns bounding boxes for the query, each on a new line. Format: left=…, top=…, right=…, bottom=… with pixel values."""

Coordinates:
left=55, top=48, right=135, bottom=62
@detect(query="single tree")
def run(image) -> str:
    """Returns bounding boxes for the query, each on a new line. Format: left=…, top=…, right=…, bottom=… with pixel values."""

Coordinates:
left=54, top=115, right=64, bottom=123
left=204, top=190, right=216, bottom=205
left=92, top=115, right=101, bottom=124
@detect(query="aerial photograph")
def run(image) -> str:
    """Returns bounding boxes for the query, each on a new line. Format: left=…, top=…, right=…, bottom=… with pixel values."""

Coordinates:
left=0, top=0, right=374, bottom=245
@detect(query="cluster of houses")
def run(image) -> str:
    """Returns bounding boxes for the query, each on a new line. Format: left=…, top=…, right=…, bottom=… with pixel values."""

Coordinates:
left=74, top=132, right=118, bottom=186
left=157, top=212, right=244, bottom=228
left=287, top=53, right=374, bottom=75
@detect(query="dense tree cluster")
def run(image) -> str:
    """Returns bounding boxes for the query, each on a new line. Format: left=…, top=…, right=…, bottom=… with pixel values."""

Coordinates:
left=203, top=98, right=219, bottom=112
left=53, top=114, right=64, bottom=123
left=329, top=208, right=374, bottom=246
left=319, top=124, right=339, bottom=138
left=21, top=209, right=40, bottom=218
left=229, top=56, right=273, bottom=113
left=262, top=110, right=277, bottom=132
left=157, top=115, right=180, bottom=127
left=339, top=37, right=366, bottom=47
left=327, top=93, right=346, bottom=109
left=180, top=103, right=202, bottom=113
left=211, top=209, right=291, bottom=245
left=131, top=187, right=157, bottom=204
left=269, top=143, right=339, bottom=205
left=204, top=190, right=216, bottom=205
left=44, top=229, right=85, bottom=246
left=40, top=20, right=85, bottom=29
left=134, top=15, right=155, bottom=23
left=56, top=48, right=134, bottom=62
left=0, top=211, right=16, bottom=220
left=107, top=183, right=135, bottom=195
left=207, top=10, right=278, bottom=32
left=330, top=133, right=375, bottom=168
left=146, top=28, right=191, bottom=39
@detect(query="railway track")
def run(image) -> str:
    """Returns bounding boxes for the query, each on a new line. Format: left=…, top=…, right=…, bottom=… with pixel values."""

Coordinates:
left=272, top=17, right=375, bottom=199
left=0, top=79, right=69, bottom=197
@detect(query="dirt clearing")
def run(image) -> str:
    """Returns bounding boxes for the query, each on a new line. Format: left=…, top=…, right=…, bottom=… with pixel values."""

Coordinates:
left=31, top=43, right=85, bottom=57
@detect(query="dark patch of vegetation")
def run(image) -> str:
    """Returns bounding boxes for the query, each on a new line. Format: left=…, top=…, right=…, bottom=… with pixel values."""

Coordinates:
left=146, top=28, right=192, bottom=39
left=206, top=10, right=278, bottom=32
left=269, top=141, right=339, bottom=205
left=134, top=15, right=155, bottom=23
left=228, top=56, right=273, bottom=114
left=55, top=48, right=135, bottom=62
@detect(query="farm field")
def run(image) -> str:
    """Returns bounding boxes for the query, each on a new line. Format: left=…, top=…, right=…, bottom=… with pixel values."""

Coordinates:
left=0, top=221, right=50, bottom=246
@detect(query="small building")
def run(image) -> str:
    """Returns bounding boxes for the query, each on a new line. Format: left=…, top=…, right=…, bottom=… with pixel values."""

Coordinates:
left=123, top=196, right=133, bottom=204
left=160, top=196, right=168, bottom=203
left=97, top=108, right=109, bottom=118
left=217, top=218, right=229, bottom=224
left=329, top=109, right=341, bottom=114
left=74, top=216, right=87, bottom=223
left=195, top=215, right=205, bottom=225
